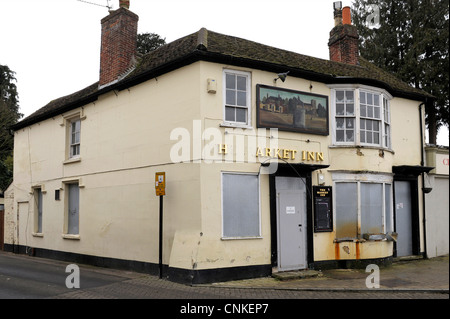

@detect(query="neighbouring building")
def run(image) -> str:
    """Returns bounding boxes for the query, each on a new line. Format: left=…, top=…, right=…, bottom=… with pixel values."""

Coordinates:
left=4, top=1, right=444, bottom=284
left=424, top=145, right=449, bottom=258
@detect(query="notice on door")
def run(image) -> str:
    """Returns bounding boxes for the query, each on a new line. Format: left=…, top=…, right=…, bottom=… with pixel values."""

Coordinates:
left=286, top=206, right=296, bottom=214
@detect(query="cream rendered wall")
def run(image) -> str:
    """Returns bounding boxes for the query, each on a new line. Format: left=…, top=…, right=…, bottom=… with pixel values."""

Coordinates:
left=3, top=185, right=14, bottom=246
left=190, top=61, right=424, bottom=268
left=201, top=62, right=425, bottom=265
left=390, top=98, right=423, bottom=166
left=391, top=98, right=427, bottom=254
left=390, top=98, right=427, bottom=254
left=176, top=62, right=329, bottom=269
left=10, top=62, right=204, bottom=265
left=9, top=58, right=427, bottom=272
left=186, top=62, right=332, bottom=270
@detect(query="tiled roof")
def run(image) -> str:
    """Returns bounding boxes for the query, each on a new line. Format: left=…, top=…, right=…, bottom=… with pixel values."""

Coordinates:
left=13, top=28, right=432, bottom=130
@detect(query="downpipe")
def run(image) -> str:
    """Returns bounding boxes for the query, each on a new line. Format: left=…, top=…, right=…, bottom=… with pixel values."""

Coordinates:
left=419, top=101, right=427, bottom=259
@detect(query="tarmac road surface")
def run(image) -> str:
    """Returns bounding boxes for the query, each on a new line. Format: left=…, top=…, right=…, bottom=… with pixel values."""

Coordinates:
left=0, top=251, right=447, bottom=304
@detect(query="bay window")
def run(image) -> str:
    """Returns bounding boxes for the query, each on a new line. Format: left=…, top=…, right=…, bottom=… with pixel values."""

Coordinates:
left=332, top=86, right=391, bottom=149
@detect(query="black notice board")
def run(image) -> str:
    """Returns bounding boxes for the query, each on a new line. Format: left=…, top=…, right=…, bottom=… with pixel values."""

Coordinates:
left=313, top=186, right=333, bottom=232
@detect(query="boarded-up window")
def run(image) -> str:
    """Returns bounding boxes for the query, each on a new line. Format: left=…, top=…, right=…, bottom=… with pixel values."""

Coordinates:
left=222, top=173, right=260, bottom=238
left=361, top=183, right=383, bottom=234
left=335, top=182, right=358, bottom=238
left=385, top=184, right=393, bottom=232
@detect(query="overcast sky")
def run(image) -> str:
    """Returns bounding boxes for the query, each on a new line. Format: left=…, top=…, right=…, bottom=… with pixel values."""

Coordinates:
left=1, top=0, right=447, bottom=145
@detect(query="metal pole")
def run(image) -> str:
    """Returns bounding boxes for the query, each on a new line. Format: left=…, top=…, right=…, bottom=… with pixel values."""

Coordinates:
left=159, top=195, right=163, bottom=279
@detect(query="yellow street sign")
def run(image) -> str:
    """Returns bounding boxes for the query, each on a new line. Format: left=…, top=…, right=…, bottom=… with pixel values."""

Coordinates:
left=155, top=172, right=166, bottom=196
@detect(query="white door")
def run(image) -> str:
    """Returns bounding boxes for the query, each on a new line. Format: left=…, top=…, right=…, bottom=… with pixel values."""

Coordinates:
left=276, top=176, right=307, bottom=271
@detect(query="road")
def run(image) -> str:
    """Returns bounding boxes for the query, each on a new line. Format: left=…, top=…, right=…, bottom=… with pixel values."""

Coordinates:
left=0, top=251, right=135, bottom=299
left=0, top=251, right=447, bottom=305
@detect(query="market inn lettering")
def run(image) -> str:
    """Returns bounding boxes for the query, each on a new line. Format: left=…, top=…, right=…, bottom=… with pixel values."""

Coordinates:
left=169, top=121, right=324, bottom=163
left=218, top=144, right=325, bottom=162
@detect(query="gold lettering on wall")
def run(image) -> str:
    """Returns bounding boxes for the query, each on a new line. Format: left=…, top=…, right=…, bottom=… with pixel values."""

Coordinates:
left=255, top=148, right=324, bottom=162
left=218, top=144, right=228, bottom=154
left=218, top=145, right=325, bottom=162
left=316, top=152, right=324, bottom=162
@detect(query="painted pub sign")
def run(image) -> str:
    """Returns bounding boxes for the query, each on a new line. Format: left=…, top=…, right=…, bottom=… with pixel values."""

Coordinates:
left=257, top=85, right=329, bottom=135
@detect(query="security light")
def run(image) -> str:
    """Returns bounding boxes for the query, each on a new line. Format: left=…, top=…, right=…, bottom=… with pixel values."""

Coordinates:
left=274, top=71, right=289, bottom=83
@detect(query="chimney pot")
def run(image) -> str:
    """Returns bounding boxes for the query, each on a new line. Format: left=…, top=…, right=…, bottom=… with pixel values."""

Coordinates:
left=120, top=0, right=130, bottom=9
left=333, top=1, right=343, bottom=26
left=342, top=6, right=352, bottom=25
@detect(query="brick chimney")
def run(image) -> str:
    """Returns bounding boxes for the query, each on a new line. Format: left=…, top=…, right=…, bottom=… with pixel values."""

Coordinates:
left=99, top=0, right=139, bottom=88
left=328, top=2, right=359, bottom=65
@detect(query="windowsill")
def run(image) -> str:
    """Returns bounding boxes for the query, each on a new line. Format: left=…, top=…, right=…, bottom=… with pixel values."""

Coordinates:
left=334, top=237, right=360, bottom=243
left=62, top=234, right=80, bottom=240
left=63, top=157, right=82, bottom=165
left=329, top=144, right=395, bottom=154
left=32, top=232, right=44, bottom=238
left=334, top=236, right=388, bottom=243
left=221, top=236, right=263, bottom=241
left=220, top=122, right=253, bottom=129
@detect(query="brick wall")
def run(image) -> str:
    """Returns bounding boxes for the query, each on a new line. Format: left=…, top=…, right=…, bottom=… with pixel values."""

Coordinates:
left=99, top=7, right=139, bottom=87
left=328, top=24, right=359, bottom=65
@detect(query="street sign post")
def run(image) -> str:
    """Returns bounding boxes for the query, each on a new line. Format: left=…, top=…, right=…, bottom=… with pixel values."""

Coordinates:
left=155, top=172, right=166, bottom=279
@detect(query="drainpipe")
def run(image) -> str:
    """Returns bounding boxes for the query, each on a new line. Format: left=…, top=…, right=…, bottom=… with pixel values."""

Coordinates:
left=419, top=101, right=427, bottom=259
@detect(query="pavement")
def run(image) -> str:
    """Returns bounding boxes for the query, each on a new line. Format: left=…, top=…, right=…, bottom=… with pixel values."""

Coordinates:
left=52, top=254, right=448, bottom=300
left=1, top=250, right=448, bottom=300
left=201, top=255, right=449, bottom=293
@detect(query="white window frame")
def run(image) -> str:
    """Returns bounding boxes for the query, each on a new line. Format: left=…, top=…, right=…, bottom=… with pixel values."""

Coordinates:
left=332, top=172, right=394, bottom=240
left=383, top=96, right=391, bottom=149
left=222, top=69, right=252, bottom=128
left=334, top=89, right=356, bottom=144
left=221, top=172, right=261, bottom=240
left=61, top=109, right=86, bottom=164
left=69, top=119, right=81, bottom=159
left=330, top=85, right=392, bottom=149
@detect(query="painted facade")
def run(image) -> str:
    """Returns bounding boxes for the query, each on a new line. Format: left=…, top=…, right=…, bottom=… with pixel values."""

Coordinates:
left=3, top=2, right=442, bottom=284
